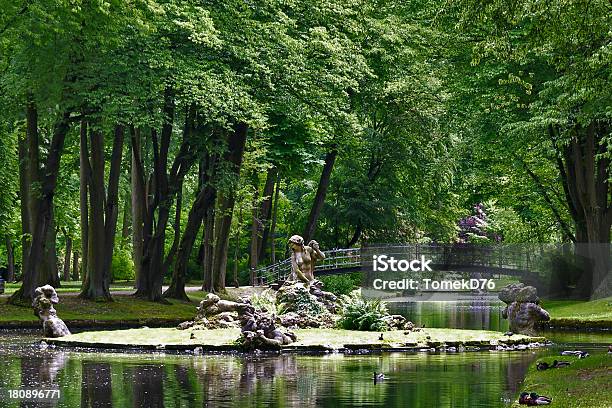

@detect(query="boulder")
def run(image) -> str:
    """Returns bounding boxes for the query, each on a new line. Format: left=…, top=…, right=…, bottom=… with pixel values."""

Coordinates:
left=178, top=293, right=254, bottom=330
left=383, top=314, right=414, bottom=331
left=498, top=283, right=549, bottom=336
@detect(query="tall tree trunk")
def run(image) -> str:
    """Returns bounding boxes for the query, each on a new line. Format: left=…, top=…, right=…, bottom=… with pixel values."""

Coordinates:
left=303, top=148, right=337, bottom=242
left=164, top=186, right=216, bottom=300
left=81, top=125, right=124, bottom=299
left=165, top=153, right=217, bottom=300
left=79, top=121, right=89, bottom=285
left=9, top=111, right=71, bottom=304
left=24, top=97, right=58, bottom=287
left=202, top=207, right=215, bottom=291
left=212, top=193, right=233, bottom=292
left=6, top=237, right=15, bottom=282
left=26, top=97, right=40, bottom=235
left=233, top=208, right=242, bottom=288
left=269, top=173, right=280, bottom=264
left=81, top=129, right=110, bottom=300
left=130, top=127, right=145, bottom=289
left=138, top=96, right=196, bottom=301
left=211, top=123, right=249, bottom=292
left=72, top=251, right=79, bottom=281
left=63, top=236, right=72, bottom=281
left=102, top=125, right=124, bottom=289
left=121, top=185, right=131, bottom=246
left=18, top=134, right=30, bottom=280
left=41, top=215, right=59, bottom=287
left=248, top=184, right=260, bottom=285
left=554, top=122, right=611, bottom=299
left=258, top=166, right=277, bottom=261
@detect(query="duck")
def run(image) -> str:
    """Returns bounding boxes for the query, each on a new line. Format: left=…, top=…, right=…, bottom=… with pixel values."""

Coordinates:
left=552, top=359, right=571, bottom=368
left=378, top=333, right=384, bottom=341
left=536, top=362, right=550, bottom=371
left=373, top=372, right=385, bottom=381
left=518, top=392, right=552, bottom=406
left=561, top=350, right=589, bottom=358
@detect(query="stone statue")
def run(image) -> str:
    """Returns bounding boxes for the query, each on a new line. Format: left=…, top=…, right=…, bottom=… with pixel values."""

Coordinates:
left=288, top=235, right=325, bottom=283
left=177, top=293, right=254, bottom=330
left=499, top=283, right=550, bottom=336
left=240, top=309, right=296, bottom=349
left=32, top=285, right=71, bottom=338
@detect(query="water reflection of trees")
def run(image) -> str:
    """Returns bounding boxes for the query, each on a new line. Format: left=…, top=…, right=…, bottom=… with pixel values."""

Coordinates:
left=81, top=362, right=112, bottom=407
left=19, top=350, right=67, bottom=408
left=3, top=348, right=539, bottom=407
left=128, top=364, right=165, bottom=408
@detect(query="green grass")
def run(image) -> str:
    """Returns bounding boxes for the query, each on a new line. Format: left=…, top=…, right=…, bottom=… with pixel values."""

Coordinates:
left=51, top=327, right=539, bottom=349
left=542, top=297, right=612, bottom=321
left=58, top=327, right=241, bottom=346
left=2, top=281, right=136, bottom=295
left=541, top=297, right=612, bottom=327
left=0, top=293, right=207, bottom=324
left=512, top=353, right=612, bottom=408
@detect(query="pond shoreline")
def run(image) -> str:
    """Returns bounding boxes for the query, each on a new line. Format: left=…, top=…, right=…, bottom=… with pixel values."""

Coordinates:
left=42, top=327, right=547, bottom=355
left=3, top=318, right=609, bottom=332
left=43, top=339, right=548, bottom=355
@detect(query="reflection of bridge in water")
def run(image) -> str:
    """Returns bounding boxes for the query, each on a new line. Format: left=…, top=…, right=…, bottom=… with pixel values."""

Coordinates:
left=255, top=244, right=549, bottom=285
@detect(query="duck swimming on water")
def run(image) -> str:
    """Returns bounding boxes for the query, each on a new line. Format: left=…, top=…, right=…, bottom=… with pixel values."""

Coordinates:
left=373, top=372, right=385, bottom=381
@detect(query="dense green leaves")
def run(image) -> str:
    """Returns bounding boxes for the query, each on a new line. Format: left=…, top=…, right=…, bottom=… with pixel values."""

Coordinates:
left=0, top=0, right=608, bottom=292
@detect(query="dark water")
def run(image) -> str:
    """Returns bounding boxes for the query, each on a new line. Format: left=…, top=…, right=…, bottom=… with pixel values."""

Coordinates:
left=0, top=301, right=609, bottom=408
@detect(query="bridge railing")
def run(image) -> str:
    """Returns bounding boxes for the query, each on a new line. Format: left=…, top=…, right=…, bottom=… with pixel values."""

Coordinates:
left=254, top=247, right=362, bottom=284
left=254, top=244, right=551, bottom=285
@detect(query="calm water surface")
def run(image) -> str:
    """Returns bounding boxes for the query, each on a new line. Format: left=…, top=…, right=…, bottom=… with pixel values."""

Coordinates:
left=0, top=301, right=609, bottom=408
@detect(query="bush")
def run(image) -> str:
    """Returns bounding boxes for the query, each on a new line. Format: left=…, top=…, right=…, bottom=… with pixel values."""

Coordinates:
left=318, top=272, right=362, bottom=296
left=338, top=291, right=389, bottom=331
left=251, top=290, right=277, bottom=314
left=111, top=248, right=135, bottom=281
left=276, top=283, right=329, bottom=316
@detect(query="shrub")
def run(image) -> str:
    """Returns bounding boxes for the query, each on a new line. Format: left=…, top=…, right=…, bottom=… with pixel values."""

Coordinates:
left=318, top=272, right=362, bottom=296
left=251, top=290, right=277, bottom=314
left=338, top=291, right=389, bottom=331
left=276, top=283, right=328, bottom=316
left=111, top=248, right=135, bottom=281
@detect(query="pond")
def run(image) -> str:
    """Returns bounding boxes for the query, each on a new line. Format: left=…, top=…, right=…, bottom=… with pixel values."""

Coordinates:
left=0, top=301, right=609, bottom=408
left=388, top=299, right=510, bottom=331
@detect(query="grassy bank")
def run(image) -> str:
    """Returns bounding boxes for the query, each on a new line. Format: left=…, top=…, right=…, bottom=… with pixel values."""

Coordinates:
left=512, top=353, right=611, bottom=408
left=542, top=297, right=612, bottom=329
left=0, top=293, right=207, bottom=328
left=1, top=281, right=136, bottom=295
left=46, top=327, right=543, bottom=352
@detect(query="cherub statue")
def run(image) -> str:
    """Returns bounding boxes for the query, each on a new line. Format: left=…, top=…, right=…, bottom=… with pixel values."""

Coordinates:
left=288, top=235, right=325, bottom=283
left=32, top=285, right=71, bottom=338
